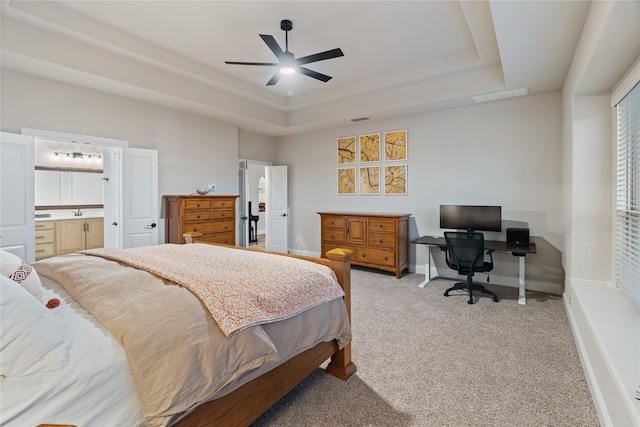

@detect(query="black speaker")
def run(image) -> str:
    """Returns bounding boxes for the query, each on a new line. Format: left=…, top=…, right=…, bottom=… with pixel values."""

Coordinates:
left=507, top=228, right=529, bottom=247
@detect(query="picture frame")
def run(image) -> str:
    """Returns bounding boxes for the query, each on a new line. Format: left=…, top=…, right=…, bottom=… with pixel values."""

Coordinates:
left=337, top=167, right=356, bottom=194
left=359, top=166, right=380, bottom=195
left=384, top=130, right=407, bottom=161
left=384, top=164, right=407, bottom=195
left=337, top=136, right=356, bottom=164
left=359, top=133, right=380, bottom=163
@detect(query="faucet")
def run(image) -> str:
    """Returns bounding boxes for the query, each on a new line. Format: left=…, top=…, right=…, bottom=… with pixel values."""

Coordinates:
left=73, top=208, right=83, bottom=217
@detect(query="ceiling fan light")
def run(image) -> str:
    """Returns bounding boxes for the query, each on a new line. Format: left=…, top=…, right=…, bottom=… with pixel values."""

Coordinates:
left=280, top=66, right=295, bottom=75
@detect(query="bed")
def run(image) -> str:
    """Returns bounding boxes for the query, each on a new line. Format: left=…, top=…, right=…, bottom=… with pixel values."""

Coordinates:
left=0, top=243, right=355, bottom=427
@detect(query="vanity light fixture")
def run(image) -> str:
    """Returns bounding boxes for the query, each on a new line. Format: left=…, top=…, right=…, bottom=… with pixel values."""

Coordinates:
left=53, top=151, right=102, bottom=161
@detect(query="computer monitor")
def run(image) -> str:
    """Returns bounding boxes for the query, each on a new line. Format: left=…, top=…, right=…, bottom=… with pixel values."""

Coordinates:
left=439, top=205, right=502, bottom=232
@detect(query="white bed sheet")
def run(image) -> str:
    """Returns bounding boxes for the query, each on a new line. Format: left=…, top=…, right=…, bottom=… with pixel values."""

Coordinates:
left=0, top=276, right=145, bottom=427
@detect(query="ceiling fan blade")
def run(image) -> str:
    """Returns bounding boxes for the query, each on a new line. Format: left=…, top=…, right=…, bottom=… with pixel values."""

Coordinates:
left=299, top=67, right=332, bottom=83
left=296, top=48, right=344, bottom=65
left=224, top=61, right=279, bottom=66
left=266, top=72, right=282, bottom=86
left=260, top=34, right=286, bottom=60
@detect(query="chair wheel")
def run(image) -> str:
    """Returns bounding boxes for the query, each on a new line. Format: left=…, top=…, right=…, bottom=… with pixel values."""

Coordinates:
left=493, top=296, right=499, bottom=302
left=467, top=299, right=474, bottom=305
left=444, top=291, right=449, bottom=297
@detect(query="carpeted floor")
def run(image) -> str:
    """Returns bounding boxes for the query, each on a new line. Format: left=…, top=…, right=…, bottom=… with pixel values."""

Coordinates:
left=252, top=268, right=599, bottom=426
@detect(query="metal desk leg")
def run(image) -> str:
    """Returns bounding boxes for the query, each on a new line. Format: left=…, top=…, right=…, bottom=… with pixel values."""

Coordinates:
left=418, top=246, right=433, bottom=288
left=518, top=256, right=526, bottom=305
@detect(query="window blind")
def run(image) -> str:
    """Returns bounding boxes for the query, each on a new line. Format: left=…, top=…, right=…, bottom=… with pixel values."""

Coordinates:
left=616, top=81, right=640, bottom=303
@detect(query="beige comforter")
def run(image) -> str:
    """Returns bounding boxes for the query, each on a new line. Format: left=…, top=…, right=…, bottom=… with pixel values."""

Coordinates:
left=84, top=244, right=345, bottom=336
left=34, top=250, right=351, bottom=427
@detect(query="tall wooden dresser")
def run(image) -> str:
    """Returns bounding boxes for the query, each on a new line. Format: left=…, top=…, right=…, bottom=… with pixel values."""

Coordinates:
left=164, top=195, right=238, bottom=245
left=318, top=212, right=411, bottom=278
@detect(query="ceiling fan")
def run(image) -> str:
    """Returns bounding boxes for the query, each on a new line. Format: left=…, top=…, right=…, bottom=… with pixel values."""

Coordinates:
left=225, top=19, right=344, bottom=86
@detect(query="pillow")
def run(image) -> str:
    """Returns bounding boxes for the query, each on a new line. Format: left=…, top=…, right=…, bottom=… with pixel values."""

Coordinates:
left=0, top=276, right=69, bottom=378
left=1, top=249, right=43, bottom=302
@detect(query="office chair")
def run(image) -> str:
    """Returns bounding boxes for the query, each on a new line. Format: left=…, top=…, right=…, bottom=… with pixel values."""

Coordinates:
left=248, top=201, right=259, bottom=244
left=443, top=231, right=499, bottom=304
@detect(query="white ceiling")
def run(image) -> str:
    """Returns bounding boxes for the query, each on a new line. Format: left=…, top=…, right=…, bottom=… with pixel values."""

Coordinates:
left=0, top=1, right=599, bottom=136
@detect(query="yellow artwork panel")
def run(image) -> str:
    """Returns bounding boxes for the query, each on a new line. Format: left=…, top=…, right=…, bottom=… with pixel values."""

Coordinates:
left=359, top=133, right=380, bottom=163
left=359, top=166, right=380, bottom=195
left=384, top=165, right=407, bottom=195
left=337, top=168, right=356, bottom=194
left=337, top=136, right=356, bottom=164
left=384, top=130, right=407, bottom=161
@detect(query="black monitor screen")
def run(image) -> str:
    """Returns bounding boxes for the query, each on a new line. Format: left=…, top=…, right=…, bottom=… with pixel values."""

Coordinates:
left=439, top=205, right=502, bottom=232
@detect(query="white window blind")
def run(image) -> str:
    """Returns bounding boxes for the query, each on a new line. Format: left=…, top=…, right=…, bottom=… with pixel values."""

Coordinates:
left=616, top=81, right=640, bottom=302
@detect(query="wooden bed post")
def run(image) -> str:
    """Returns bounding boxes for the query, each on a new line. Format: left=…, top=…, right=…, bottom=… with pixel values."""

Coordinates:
left=325, top=248, right=357, bottom=380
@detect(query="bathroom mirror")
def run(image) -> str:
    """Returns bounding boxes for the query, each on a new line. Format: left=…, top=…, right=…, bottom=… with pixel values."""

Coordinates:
left=35, top=167, right=104, bottom=209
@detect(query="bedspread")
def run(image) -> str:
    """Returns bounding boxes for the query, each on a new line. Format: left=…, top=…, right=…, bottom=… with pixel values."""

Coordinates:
left=84, top=243, right=345, bottom=336
left=34, top=253, right=280, bottom=427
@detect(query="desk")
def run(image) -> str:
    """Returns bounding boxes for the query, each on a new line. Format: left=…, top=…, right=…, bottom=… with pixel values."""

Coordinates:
left=411, top=236, right=537, bottom=305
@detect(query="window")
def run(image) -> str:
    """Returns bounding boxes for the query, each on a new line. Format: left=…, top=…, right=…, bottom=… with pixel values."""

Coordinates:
left=615, top=81, right=640, bottom=302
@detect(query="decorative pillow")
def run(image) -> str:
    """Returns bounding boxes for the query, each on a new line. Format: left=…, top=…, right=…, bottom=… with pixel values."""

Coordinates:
left=0, top=276, right=69, bottom=378
left=0, top=249, right=43, bottom=302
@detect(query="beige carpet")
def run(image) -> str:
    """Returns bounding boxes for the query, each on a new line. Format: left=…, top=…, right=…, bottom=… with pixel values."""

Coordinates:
left=252, top=268, right=599, bottom=426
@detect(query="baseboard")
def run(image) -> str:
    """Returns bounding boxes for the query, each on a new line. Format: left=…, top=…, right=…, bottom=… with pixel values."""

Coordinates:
left=564, top=278, right=640, bottom=427
left=411, top=263, right=562, bottom=295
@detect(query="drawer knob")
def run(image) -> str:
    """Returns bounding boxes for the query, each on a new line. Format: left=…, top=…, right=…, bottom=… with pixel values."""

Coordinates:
left=197, top=215, right=201, bottom=219
left=379, top=224, right=383, bottom=228
left=224, top=240, right=228, bottom=243
left=361, top=254, right=366, bottom=258
left=222, top=202, right=226, bottom=206
left=379, top=239, right=383, bottom=243
left=196, top=203, right=201, bottom=207
left=331, top=221, right=335, bottom=225
left=384, top=256, right=388, bottom=261
left=224, top=225, right=228, bottom=229
left=221, top=213, right=225, bottom=217
left=193, top=227, right=198, bottom=231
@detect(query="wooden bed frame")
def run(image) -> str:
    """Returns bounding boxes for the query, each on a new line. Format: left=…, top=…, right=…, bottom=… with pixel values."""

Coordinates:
left=173, top=244, right=357, bottom=426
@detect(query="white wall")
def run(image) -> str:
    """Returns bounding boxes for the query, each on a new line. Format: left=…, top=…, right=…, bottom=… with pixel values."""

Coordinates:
left=276, top=92, right=564, bottom=294
left=1, top=69, right=246, bottom=242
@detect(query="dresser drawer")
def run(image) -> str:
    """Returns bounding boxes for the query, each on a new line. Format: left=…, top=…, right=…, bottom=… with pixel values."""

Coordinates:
left=186, top=220, right=234, bottom=234
left=322, top=228, right=346, bottom=244
left=202, top=232, right=235, bottom=245
left=35, top=229, right=55, bottom=244
left=211, top=209, right=234, bottom=220
left=185, top=210, right=211, bottom=222
left=211, top=199, right=234, bottom=209
left=185, top=199, right=211, bottom=209
left=35, top=243, right=55, bottom=260
left=368, top=231, right=396, bottom=249
left=35, top=221, right=55, bottom=231
left=356, top=247, right=395, bottom=267
left=368, top=218, right=397, bottom=233
left=322, top=216, right=345, bottom=229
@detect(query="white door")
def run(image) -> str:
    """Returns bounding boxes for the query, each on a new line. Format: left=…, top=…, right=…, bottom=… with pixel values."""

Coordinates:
left=265, top=165, right=288, bottom=253
left=122, top=148, right=158, bottom=248
left=102, top=146, right=121, bottom=248
left=0, top=132, right=35, bottom=261
left=237, top=161, right=249, bottom=247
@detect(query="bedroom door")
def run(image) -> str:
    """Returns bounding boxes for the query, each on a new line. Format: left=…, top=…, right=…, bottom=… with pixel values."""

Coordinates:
left=0, top=132, right=35, bottom=261
left=237, top=160, right=249, bottom=247
left=265, top=165, right=288, bottom=253
left=122, top=148, right=158, bottom=248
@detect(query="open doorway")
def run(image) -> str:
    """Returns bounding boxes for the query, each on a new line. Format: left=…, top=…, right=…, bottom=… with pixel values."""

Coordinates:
left=246, top=160, right=268, bottom=249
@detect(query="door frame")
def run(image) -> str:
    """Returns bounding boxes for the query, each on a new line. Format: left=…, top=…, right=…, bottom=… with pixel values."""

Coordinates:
left=22, top=127, right=128, bottom=248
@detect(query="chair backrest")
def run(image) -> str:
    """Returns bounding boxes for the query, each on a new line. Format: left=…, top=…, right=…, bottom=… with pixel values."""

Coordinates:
left=444, top=231, right=485, bottom=271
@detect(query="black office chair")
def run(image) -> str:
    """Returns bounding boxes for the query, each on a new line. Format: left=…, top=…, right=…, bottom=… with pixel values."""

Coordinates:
left=248, top=201, right=259, bottom=244
left=443, top=231, right=499, bottom=304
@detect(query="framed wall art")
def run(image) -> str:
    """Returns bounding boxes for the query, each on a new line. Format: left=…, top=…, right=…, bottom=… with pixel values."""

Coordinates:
left=359, top=166, right=380, bottom=195
left=384, top=164, right=407, bottom=195
left=359, top=133, right=380, bottom=163
left=337, top=167, right=356, bottom=195
left=384, top=130, right=407, bottom=161
left=337, top=136, right=356, bottom=164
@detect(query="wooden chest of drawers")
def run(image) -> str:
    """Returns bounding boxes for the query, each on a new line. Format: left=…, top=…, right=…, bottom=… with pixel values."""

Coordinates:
left=164, top=195, right=238, bottom=245
left=318, top=212, right=410, bottom=278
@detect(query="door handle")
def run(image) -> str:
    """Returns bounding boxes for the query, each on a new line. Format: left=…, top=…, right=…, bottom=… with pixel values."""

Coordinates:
left=145, top=223, right=157, bottom=229
left=240, top=216, right=248, bottom=220
left=112, top=222, right=118, bottom=226
left=281, top=213, right=287, bottom=217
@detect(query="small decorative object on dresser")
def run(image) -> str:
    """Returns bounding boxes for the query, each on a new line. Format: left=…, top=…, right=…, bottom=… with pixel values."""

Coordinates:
left=164, top=195, right=238, bottom=245
left=318, top=211, right=410, bottom=278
